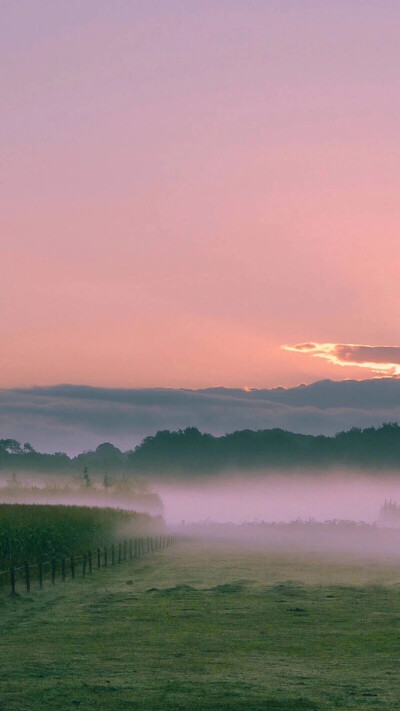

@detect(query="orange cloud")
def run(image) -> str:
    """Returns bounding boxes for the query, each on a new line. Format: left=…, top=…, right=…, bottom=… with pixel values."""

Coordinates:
left=282, top=343, right=400, bottom=377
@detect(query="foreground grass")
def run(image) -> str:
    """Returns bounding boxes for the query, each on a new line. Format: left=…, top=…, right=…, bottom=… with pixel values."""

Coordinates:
left=0, top=540, right=399, bottom=710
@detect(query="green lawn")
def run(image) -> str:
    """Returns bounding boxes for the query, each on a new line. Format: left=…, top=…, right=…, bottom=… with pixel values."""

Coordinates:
left=0, top=539, right=399, bottom=710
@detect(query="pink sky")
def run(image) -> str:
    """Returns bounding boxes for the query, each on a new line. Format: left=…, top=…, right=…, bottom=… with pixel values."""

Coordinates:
left=2, top=1, right=400, bottom=389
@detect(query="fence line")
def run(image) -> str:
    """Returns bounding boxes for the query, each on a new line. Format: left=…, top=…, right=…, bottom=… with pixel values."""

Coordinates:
left=0, top=534, right=175, bottom=596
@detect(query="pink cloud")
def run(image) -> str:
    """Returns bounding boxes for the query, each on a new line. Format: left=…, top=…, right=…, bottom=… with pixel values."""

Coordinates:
left=283, top=343, right=400, bottom=376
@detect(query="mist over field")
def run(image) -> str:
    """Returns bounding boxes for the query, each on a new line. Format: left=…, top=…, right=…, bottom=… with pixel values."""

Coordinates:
left=0, top=472, right=164, bottom=517
left=157, top=472, right=400, bottom=560
left=158, top=472, right=400, bottom=524
left=3, top=429, right=400, bottom=558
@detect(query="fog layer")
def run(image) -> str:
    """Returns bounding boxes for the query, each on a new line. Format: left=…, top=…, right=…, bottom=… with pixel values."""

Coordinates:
left=157, top=471, right=400, bottom=525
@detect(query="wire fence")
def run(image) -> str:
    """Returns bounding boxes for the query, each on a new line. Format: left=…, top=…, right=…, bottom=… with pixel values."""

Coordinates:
left=0, top=534, right=175, bottom=596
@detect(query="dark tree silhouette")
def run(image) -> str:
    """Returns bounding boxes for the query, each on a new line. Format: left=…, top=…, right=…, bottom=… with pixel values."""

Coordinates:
left=2, top=423, right=400, bottom=477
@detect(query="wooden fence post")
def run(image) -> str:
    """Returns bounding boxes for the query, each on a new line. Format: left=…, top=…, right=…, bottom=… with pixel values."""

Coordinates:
left=25, top=562, right=30, bottom=593
left=2, top=534, right=174, bottom=598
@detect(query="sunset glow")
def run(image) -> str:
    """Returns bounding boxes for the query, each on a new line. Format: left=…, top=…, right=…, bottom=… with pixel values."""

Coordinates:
left=2, top=2, right=400, bottom=389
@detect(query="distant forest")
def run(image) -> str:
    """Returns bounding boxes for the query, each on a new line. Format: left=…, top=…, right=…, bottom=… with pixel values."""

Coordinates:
left=2, top=423, right=400, bottom=477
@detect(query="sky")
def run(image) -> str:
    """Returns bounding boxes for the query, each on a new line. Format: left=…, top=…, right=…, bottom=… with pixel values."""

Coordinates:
left=2, top=1, right=400, bottom=390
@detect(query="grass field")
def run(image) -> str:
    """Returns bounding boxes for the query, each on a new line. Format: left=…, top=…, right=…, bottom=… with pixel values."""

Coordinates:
left=0, top=539, right=399, bottom=710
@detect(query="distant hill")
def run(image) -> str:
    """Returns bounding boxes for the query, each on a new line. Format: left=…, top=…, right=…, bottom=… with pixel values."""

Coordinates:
left=3, top=422, right=400, bottom=477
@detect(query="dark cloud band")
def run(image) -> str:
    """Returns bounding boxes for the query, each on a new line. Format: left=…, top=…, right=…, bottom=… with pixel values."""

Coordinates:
left=2, top=380, right=400, bottom=454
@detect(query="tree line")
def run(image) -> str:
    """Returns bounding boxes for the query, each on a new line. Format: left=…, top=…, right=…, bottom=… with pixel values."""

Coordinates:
left=2, top=423, right=400, bottom=476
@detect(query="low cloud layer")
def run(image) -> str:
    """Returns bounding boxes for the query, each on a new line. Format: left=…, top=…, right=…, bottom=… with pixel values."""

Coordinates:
left=2, top=379, right=400, bottom=454
left=284, top=342, right=400, bottom=376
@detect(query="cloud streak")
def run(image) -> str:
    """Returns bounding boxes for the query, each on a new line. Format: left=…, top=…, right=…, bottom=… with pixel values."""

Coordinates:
left=283, top=343, right=400, bottom=376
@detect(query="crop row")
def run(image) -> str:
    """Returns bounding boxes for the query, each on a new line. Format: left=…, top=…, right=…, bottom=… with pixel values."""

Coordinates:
left=0, top=503, right=160, bottom=568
